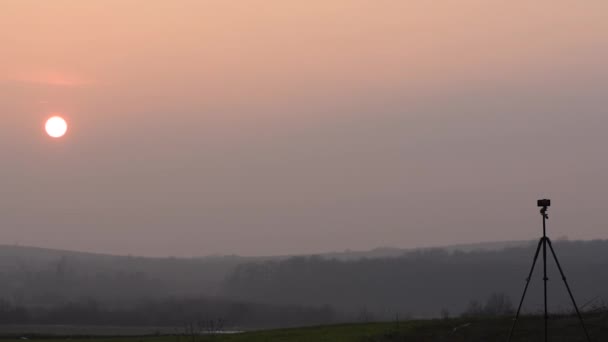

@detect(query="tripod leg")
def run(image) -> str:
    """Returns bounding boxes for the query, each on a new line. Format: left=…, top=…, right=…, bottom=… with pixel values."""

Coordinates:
left=546, top=238, right=592, bottom=342
left=508, top=238, right=543, bottom=342
left=543, top=236, right=548, bottom=342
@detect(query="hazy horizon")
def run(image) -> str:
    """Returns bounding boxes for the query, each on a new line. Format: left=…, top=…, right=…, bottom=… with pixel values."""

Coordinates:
left=0, top=237, right=542, bottom=259
left=2, top=1, right=608, bottom=257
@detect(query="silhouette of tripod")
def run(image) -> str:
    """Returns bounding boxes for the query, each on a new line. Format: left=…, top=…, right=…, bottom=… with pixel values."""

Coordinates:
left=507, top=200, right=591, bottom=342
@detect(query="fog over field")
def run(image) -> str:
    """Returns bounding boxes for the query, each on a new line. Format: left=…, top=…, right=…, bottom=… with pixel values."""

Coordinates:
left=0, top=239, right=604, bottom=330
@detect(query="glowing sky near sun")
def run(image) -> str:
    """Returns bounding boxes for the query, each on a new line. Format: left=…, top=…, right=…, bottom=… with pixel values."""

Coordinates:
left=1, top=1, right=608, bottom=256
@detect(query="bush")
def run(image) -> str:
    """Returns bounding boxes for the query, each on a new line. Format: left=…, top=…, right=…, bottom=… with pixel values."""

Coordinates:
left=463, top=293, right=514, bottom=317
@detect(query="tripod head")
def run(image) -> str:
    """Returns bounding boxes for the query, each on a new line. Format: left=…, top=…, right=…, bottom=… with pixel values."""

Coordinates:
left=540, top=206, right=549, bottom=219
left=538, top=199, right=550, bottom=220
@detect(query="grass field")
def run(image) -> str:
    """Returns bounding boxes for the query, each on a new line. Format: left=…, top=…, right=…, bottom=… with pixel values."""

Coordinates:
left=3, top=314, right=607, bottom=342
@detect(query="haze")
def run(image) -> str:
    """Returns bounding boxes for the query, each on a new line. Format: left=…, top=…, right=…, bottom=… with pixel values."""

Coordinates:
left=1, top=1, right=608, bottom=257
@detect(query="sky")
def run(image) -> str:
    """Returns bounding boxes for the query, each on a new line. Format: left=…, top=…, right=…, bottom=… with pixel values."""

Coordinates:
left=1, top=1, right=608, bottom=257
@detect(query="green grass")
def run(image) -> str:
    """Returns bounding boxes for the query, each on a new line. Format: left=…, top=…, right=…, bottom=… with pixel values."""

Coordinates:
left=3, top=314, right=608, bottom=342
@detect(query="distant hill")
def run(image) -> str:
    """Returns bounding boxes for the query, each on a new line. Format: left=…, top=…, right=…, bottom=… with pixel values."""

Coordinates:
left=223, top=239, right=608, bottom=318
left=0, top=238, right=586, bottom=320
left=0, top=239, right=535, bottom=301
left=0, top=245, right=248, bottom=305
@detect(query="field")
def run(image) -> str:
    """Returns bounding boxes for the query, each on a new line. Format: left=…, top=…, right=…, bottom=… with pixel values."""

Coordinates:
left=3, top=313, right=608, bottom=342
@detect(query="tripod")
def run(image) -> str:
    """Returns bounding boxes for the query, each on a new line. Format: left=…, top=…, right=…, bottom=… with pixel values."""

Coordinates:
left=507, top=201, right=591, bottom=342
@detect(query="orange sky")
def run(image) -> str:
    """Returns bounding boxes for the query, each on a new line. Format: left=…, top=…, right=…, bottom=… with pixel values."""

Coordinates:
left=2, top=1, right=608, bottom=256
left=3, top=1, right=607, bottom=112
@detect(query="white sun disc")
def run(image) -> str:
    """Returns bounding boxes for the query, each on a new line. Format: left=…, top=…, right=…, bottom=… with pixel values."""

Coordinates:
left=45, top=116, right=68, bottom=138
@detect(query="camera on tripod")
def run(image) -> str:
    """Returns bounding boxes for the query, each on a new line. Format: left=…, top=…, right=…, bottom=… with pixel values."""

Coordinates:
left=508, top=198, right=591, bottom=342
left=537, top=199, right=551, bottom=207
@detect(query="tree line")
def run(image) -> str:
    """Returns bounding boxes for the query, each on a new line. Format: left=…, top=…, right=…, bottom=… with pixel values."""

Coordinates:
left=221, top=240, right=608, bottom=318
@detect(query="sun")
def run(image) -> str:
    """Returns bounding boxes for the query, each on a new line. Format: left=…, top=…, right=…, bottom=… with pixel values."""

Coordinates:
left=45, top=116, right=68, bottom=138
